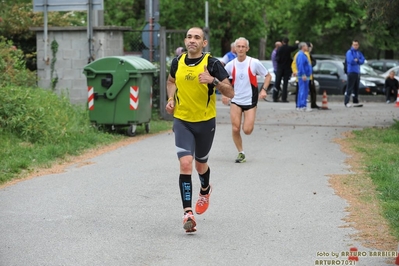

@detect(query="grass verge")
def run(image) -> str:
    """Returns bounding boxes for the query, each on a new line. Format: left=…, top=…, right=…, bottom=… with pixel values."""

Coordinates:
left=330, top=120, right=399, bottom=252
left=350, top=121, right=399, bottom=240
left=0, top=86, right=172, bottom=185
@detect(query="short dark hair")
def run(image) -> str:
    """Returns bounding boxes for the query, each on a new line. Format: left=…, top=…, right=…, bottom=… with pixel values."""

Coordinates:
left=282, top=37, right=289, bottom=44
left=186, top=27, right=206, bottom=40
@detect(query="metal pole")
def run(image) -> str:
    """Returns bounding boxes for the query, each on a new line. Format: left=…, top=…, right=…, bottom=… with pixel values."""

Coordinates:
left=149, top=0, right=153, bottom=62
left=43, top=0, right=49, bottom=64
left=87, top=0, right=94, bottom=62
left=204, top=1, right=209, bottom=52
left=159, top=27, right=172, bottom=121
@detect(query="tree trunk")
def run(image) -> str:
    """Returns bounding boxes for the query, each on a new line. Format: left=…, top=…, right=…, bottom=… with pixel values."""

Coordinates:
left=384, top=50, right=394, bottom=59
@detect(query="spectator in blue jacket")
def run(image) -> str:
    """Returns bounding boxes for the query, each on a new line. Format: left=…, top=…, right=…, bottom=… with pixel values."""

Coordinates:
left=345, top=40, right=365, bottom=107
left=296, top=42, right=312, bottom=111
left=220, top=42, right=237, bottom=66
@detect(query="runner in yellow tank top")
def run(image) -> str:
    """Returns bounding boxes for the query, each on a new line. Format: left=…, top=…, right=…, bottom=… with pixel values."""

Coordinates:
left=165, top=27, right=234, bottom=233
left=174, top=53, right=216, bottom=122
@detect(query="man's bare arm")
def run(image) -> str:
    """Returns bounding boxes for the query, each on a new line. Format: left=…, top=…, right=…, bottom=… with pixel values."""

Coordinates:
left=216, top=78, right=234, bottom=98
left=262, top=73, right=272, bottom=91
left=166, top=74, right=176, bottom=99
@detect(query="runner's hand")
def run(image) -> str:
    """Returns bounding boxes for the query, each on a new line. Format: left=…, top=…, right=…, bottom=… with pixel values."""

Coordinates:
left=198, top=65, right=213, bottom=84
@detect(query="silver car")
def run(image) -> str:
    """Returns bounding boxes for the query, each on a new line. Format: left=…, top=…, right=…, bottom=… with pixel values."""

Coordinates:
left=381, top=65, right=399, bottom=81
left=257, top=60, right=319, bottom=95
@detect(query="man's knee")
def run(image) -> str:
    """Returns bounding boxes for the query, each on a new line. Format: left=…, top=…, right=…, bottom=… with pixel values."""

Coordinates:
left=232, top=124, right=241, bottom=135
left=243, top=126, right=254, bottom=135
left=180, top=156, right=193, bottom=172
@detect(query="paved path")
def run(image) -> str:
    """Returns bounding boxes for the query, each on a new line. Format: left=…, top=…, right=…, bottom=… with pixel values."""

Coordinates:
left=1, top=100, right=398, bottom=266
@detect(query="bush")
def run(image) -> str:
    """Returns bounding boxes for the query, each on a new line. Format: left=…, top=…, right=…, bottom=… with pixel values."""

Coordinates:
left=0, top=86, right=94, bottom=144
left=0, top=37, right=37, bottom=87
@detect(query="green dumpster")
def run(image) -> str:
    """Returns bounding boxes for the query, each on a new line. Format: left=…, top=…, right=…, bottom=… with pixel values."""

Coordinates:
left=83, top=56, right=157, bottom=136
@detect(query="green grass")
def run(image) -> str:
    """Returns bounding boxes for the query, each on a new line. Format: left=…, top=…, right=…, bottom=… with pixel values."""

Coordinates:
left=0, top=86, right=172, bottom=185
left=350, top=120, right=399, bottom=239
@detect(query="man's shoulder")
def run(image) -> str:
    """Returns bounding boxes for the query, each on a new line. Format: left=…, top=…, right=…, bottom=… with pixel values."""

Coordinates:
left=208, top=55, right=220, bottom=64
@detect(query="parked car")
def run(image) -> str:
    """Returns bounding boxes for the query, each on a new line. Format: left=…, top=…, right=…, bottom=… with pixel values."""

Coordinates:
left=381, top=66, right=399, bottom=81
left=312, top=60, right=378, bottom=95
left=359, top=64, right=386, bottom=95
left=256, top=60, right=275, bottom=92
left=312, top=54, right=345, bottom=61
left=256, top=60, right=296, bottom=95
left=256, top=60, right=320, bottom=96
left=367, top=59, right=399, bottom=73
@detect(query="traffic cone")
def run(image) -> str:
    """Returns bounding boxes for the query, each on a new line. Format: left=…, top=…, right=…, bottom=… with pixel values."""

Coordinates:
left=348, top=247, right=359, bottom=262
left=394, top=243, right=399, bottom=265
left=321, top=90, right=329, bottom=110
left=395, top=90, right=399, bottom=107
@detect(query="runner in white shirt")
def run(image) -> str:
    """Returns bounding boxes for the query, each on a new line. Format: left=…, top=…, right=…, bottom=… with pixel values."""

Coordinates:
left=223, top=37, right=271, bottom=163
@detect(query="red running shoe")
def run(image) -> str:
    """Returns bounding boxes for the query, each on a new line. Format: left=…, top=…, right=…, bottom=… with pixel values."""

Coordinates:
left=195, top=185, right=212, bottom=215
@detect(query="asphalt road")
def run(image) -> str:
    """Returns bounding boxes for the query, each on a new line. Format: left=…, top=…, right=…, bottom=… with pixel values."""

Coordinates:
left=1, top=97, right=398, bottom=266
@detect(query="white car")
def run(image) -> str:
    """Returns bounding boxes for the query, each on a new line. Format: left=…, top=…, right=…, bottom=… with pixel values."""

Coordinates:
left=256, top=60, right=275, bottom=92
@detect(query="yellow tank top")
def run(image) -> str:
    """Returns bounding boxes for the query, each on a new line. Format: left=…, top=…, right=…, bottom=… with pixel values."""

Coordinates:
left=174, top=53, right=216, bottom=122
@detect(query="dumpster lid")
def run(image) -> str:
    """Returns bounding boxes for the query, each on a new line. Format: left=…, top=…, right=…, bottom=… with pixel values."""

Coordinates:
left=83, top=56, right=157, bottom=74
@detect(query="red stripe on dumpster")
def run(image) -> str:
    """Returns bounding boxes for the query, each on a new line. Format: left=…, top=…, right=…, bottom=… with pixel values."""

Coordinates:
left=88, top=86, right=94, bottom=110
left=130, top=86, right=139, bottom=110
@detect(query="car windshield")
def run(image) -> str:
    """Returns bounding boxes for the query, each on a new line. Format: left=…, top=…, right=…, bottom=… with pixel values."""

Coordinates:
left=360, top=64, right=379, bottom=75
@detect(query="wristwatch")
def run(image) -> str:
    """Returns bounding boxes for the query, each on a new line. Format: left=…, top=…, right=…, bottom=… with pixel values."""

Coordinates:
left=212, top=78, right=220, bottom=86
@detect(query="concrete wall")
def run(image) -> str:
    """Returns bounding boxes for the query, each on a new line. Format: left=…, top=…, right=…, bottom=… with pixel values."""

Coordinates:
left=31, top=26, right=131, bottom=104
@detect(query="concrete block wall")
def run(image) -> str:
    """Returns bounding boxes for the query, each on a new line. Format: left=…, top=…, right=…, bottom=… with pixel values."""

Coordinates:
left=31, top=26, right=131, bottom=105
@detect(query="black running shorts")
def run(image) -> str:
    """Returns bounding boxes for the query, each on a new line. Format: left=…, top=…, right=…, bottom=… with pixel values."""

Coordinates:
left=173, top=118, right=216, bottom=163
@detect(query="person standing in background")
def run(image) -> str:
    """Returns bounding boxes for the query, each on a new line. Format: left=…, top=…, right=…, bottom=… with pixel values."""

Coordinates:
left=344, top=40, right=365, bottom=107
left=306, top=42, right=320, bottom=109
left=292, top=42, right=320, bottom=109
left=271, top=41, right=282, bottom=74
left=220, top=42, right=237, bottom=66
left=295, top=42, right=312, bottom=111
left=274, top=37, right=299, bottom=102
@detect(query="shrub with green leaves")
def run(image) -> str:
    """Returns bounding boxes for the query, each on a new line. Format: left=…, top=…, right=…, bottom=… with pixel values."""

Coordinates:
left=0, top=37, right=37, bottom=87
left=0, top=86, right=93, bottom=144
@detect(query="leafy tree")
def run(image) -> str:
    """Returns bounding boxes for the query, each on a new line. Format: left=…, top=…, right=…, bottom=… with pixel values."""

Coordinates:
left=0, top=1, right=86, bottom=70
left=0, top=37, right=36, bottom=87
left=159, top=0, right=269, bottom=58
left=351, top=0, right=399, bottom=58
left=267, top=0, right=365, bottom=55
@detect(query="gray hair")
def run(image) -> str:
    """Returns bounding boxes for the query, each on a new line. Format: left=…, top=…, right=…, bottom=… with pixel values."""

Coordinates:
left=234, top=37, right=250, bottom=48
left=298, top=42, right=308, bottom=49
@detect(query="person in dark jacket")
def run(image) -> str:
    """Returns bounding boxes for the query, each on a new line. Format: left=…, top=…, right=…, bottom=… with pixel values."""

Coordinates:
left=273, top=37, right=299, bottom=102
left=385, top=70, right=399, bottom=103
